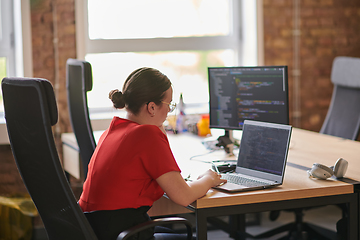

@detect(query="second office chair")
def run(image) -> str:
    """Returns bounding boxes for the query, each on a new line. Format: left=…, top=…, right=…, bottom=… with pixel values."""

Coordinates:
left=66, top=58, right=96, bottom=179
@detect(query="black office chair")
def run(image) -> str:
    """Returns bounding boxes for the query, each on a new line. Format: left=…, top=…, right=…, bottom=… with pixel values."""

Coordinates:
left=256, top=57, right=360, bottom=240
left=66, top=58, right=96, bottom=179
left=2, top=77, right=192, bottom=240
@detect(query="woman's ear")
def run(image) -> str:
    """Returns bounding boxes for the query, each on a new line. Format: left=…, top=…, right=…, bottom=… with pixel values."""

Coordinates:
left=147, top=102, right=156, bottom=116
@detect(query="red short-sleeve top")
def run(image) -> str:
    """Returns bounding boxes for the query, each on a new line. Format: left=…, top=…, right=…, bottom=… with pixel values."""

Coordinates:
left=79, top=117, right=180, bottom=212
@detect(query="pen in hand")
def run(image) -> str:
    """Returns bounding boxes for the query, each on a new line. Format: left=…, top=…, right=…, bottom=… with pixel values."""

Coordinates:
left=212, top=163, right=226, bottom=186
left=212, top=162, right=220, bottom=174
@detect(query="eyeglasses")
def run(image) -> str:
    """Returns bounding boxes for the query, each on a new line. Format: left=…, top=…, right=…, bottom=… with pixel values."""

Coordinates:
left=161, top=101, right=177, bottom=113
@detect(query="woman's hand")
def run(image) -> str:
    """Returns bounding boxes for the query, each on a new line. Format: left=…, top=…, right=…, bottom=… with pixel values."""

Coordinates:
left=197, top=169, right=227, bottom=187
left=157, top=170, right=226, bottom=207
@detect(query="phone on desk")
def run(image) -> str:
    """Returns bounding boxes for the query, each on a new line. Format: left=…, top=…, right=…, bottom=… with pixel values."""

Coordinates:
left=183, top=162, right=236, bottom=182
left=212, top=162, right=236, bottom=173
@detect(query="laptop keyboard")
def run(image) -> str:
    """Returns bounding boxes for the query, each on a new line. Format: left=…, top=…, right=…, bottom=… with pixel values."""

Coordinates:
left=221, top=173, right=271, bottom=187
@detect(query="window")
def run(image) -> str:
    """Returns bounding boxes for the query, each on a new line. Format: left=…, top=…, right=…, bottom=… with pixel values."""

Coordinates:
left=0, top=0, right=32, bottom=144
left=77, top=0, right=257, bottom=112
left=0, top=0, right=15, bottom=112
left=0, top=0, right=31, bottom=115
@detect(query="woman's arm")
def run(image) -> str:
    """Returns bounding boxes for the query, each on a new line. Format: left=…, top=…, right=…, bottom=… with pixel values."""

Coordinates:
left=156, top=170, right=227, bottom=207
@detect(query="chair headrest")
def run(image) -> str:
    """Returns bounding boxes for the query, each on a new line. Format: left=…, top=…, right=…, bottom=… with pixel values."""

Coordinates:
left=331, top=56, right=360, bottom=88
left=2, top=77, right=58, bottom=126
left=66, top=58, right=93, bottom=92
left=83, top=61, right=93, bottom=92
left=41, top=79, right=58, bottom=126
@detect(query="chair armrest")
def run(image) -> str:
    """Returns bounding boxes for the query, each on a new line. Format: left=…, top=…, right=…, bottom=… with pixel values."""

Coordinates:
left=117, top=217, right=193, bottom=240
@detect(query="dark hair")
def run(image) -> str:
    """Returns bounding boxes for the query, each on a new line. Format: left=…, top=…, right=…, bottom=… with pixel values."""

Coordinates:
left=109, top=67, right=171, bottom=115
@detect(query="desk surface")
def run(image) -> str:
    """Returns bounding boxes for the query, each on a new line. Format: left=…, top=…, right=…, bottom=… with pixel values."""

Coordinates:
left=62, top=127, right=360, bottom=239
left=288, top=128, right=360, bottom=179
left=164, top=128, right=358, bottom=209
left=62, top=128, right=359, bottom=211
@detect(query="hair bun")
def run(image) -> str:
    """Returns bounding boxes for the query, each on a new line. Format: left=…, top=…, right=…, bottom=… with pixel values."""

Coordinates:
left=109, top=89, right=121, bottom=100
left=109, top=89, right=125, bottom=109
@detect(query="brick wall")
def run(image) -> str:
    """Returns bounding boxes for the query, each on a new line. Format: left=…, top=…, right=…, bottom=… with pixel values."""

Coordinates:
left=0, top=0, right=77, bottom=197
left=263, top=0, right=360, bottom=131
left=31, top=0, right=76, bottom=135
left=0, top=145, right=27, bottom=196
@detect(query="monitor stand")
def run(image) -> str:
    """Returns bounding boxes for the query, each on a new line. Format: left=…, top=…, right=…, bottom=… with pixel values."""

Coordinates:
left=216, top=130, right=235, bottom=156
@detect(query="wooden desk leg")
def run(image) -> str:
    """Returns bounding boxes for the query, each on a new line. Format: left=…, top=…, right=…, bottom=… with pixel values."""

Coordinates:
left=196, top=209, right=208, bottom=240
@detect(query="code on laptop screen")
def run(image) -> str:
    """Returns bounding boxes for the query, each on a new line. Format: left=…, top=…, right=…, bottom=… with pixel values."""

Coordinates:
left=237, top=123, right=290, bottom=176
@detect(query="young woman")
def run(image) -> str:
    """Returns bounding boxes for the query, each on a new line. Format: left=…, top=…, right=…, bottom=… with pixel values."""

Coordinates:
left=78, top=67, right=226, bottom=240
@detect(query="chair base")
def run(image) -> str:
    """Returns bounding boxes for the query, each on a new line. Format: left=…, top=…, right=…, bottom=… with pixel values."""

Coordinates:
left=236, top=222, right=337, bottom=240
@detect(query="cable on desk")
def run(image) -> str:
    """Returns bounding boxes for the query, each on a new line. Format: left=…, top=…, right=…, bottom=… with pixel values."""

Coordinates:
left=189, top=150, right=237, bottom=175
left=189, top=150, right=219, bottom=163
left=189, top=149, right=237, bottom=163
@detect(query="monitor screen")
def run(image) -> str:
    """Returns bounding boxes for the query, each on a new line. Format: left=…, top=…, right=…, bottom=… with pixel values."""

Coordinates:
left=208, top=66, right=289, bottom=130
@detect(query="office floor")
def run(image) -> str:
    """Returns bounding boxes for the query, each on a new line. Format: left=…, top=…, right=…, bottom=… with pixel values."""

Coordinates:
left=32, top=205, right=342, bottom=240
left=207, top=205, right=342, bottom=240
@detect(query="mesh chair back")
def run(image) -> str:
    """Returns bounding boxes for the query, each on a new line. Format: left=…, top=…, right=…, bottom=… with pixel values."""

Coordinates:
left=66, top=59, right=96, bottom=179
left=320, top=56, right=360, bottom=140
left=2, top=77, right=97, bottom=240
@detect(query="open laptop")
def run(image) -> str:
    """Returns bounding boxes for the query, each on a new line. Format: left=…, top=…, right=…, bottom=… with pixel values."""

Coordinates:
left=213, top=120, right=292, bottom=192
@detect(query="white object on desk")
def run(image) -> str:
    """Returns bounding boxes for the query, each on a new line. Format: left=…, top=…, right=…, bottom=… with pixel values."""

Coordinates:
left=62, top=133, right=81, bottom=179
left=61, top=131, right=102, bottom=179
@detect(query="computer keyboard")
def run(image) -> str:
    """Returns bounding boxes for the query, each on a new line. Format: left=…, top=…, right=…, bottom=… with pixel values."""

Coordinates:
left=221, top=173, right=271, bottom=187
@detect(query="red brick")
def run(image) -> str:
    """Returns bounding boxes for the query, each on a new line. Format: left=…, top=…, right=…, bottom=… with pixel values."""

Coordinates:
left=314, top=8, right=335, bottom=17
left=319, top=18, right=334, bottom=26
left=318, top=37, right=333, bottom=46
left=301, top=8, right=315, bottom=17
left=310, top=28, right=335, bottom=36
left=304, top=19, right=320, bottom=27
left=309, top=114, right=321, bottom=126
left=303, top=0, right=318, bottom=7
left=319, top=0, right=334, bottom=6
left=334, top=37, right=348, bottom=46
left=42, top=11, right=54, bottom=23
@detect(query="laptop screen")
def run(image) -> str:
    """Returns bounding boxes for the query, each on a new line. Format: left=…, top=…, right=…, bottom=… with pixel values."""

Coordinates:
left=237, top=120, right=292, bottom=178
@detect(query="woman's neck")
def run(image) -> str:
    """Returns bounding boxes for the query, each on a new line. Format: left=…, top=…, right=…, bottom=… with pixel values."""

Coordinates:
left=125, top=109, right=151, bottom=126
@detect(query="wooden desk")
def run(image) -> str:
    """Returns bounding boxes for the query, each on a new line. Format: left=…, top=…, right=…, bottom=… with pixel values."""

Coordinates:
left=62, top=128, right=359, bottom=239
left=288, top=128, right=360, bottom=180
left=62, top=131, right=102, bottom=180
left=164, top=129, right=359, bottom=239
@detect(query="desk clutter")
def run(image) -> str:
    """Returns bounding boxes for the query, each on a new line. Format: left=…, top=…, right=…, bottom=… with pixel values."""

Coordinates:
left=165, top=113, right=212, bottom=136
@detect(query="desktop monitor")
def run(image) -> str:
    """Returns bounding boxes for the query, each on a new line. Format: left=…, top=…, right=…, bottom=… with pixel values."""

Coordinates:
left=208, top=66, right=289, bottom=131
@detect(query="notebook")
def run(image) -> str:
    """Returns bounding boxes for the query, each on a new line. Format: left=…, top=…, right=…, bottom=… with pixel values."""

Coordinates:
left=213, top=120, right=292, bottom=192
